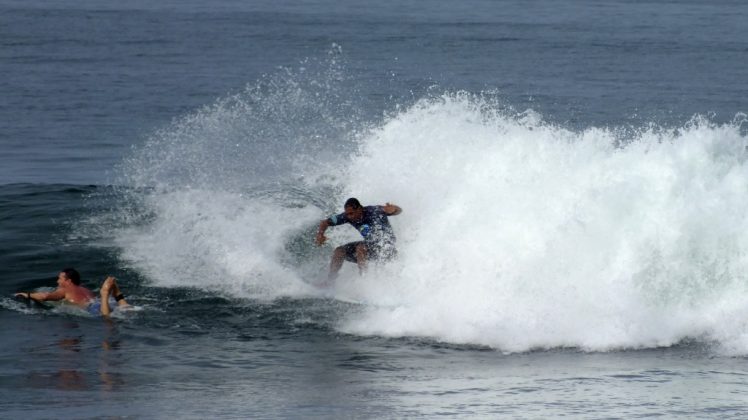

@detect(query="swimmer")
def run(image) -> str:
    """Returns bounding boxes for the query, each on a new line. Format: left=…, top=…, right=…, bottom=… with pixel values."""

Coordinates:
left=15, top=268, right=129, bottom=316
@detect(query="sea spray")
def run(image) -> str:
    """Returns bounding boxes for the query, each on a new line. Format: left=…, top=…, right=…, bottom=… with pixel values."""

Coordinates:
left=121, top=45, right=362, bottom=193
left=107, top=50, right=364, bottom=298
left=113, top=70, right=748, bottom=352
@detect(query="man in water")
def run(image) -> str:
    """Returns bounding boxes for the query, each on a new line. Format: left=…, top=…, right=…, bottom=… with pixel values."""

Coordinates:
left=15, top=268, right=129, bottom=316
left=316, top=197, right=402, bottom=280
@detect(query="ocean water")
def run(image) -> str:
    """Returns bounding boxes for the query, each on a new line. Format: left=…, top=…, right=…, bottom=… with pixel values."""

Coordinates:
left=2, top=0, right=748, bottom=417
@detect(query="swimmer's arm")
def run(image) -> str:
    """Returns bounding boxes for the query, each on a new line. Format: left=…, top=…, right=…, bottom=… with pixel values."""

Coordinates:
left=382, top=203, right=402, bottom=216
left=15, top=288, right=66, bottom=302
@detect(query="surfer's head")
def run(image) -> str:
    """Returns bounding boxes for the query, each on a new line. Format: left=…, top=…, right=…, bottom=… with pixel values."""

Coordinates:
left=344, top=197, right=364, bottom=222
left=59, top=268, right=81, bottom=286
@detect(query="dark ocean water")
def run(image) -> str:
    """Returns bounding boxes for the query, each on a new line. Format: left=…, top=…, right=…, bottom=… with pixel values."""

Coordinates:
left=2, top=1, right=748, bottom=418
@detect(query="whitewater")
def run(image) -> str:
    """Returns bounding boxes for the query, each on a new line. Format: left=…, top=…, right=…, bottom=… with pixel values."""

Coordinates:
left=108, top=83, right=748, bottom=355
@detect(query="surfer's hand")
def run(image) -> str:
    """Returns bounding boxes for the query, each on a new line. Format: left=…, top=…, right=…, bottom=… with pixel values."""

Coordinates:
left=315, top=232, right=327, bottom=245
left=383, top=202, right=401, bottom=215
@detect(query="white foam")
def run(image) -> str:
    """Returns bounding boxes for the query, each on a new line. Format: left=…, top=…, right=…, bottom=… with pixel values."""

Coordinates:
left=117, top=89, right=748, bottom=352
left=335, top=95, right=748, bottom=353
left=115, top=188, right=320, bottom=298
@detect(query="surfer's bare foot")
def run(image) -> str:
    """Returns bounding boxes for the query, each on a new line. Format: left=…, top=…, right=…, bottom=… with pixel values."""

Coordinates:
left=110, top=278, right=129, bottom=308
left=99, top=276, right=129, bottom=315
left=100, top=277, right=114, bottom=299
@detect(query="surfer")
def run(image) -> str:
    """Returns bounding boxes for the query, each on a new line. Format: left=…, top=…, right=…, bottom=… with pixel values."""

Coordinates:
left=15, top=268, right=129, bottom=316
left=316, top=197, right=402, bottom=280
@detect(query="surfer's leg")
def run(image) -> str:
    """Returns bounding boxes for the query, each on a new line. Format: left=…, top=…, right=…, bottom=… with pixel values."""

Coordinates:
left=329, top=242, right=364, bottom=280
left=354, top=243, right=368, bottom=274
left=329, top=247, right=346, bottom=280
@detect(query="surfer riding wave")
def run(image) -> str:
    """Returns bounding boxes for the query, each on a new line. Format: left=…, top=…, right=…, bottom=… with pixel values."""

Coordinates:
left=316, top=197, right=402, bottom=280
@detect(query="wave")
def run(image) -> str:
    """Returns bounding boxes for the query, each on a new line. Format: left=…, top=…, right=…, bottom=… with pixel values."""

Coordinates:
left=105, top=54, right=748, bottom=354
left=339, top=95, right=748, bottom=354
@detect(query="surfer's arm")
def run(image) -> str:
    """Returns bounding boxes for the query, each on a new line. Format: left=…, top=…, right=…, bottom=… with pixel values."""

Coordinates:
left=16, top=288, right=65, bottom=301
left=317, top=212, right=349, bottom=244
left=382, top=203, right=402, bottom=216
left=316, top=219, right=331, bottom=245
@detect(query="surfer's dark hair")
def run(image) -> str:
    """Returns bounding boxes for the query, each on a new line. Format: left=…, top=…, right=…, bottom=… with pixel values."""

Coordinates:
left=61, top=268, right=81, bottom=285
left=344, top=197, right=362, bottom=209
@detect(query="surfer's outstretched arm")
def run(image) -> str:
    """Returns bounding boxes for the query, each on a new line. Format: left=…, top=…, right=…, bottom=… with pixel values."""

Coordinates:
left=15, top=289, right=64, bottom=302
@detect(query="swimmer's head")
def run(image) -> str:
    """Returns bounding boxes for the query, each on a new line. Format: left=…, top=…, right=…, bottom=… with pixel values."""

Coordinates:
left=60, top=268, right=81, bottom=285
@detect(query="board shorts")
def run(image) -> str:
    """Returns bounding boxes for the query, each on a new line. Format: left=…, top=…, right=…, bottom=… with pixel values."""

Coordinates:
left=342, top=241, right=397, bottom=263
left=86, top=298, right=116, bottom=315
left=86, top=299, right=102, bottom=315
